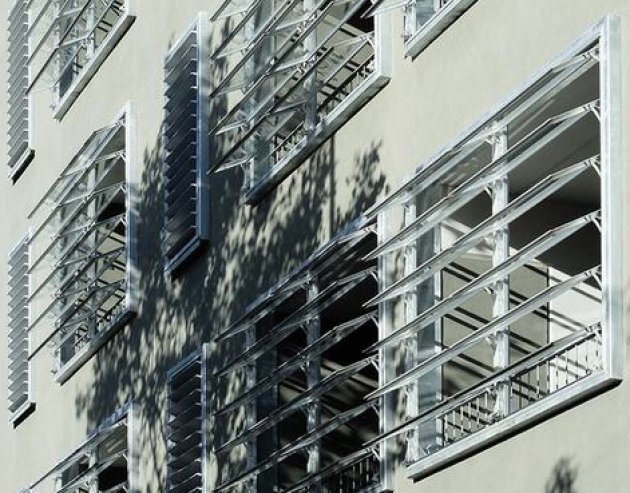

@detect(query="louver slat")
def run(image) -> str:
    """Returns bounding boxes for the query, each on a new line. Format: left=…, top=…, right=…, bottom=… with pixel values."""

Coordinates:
left=167, top=351, right=206, bottom=493
left=7, top=234, right=32, bottom=420
left=162, top=15, right=210, bottom=274
left=7, top=0, right=33, bottom=178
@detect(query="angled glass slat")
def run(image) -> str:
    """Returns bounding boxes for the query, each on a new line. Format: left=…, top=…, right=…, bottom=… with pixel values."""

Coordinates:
left=50, top=280, right=126, bottom=347
left=210, top=0, right=266, bottom=58
left=216, top=400, right=375, bottom=491
left=365, top=324, right=599, bottom=445
left=28, top=122, right=122, bottom=220
left=212, top=0, right=369, bottom=100
left=283, top=447, right=377, bottom=493
left=368, top=267, right=600, bottom=399
left=29, top=182, right=125, bottom=275
left=216, top=356, right=375, bottom=454
left=214, top=48, right=335, bottom=168
left=55, top=451, right=125, bottom=493
left=217, top=267, right=376, bottom=375
left=365, top=47, right=599, bottom=220
left=367, top=211, right=600, bottom=353
left=217, top=311, right=376, bottom=415
left=210, top=0, right=310, bottom=96
left=211, top=0, right=252, bottom=21
left=367, top=103, right=595, bottom=259
left=33, top=415, right=128, bottom=488
left=28, top=0, right=93, bottom=91
left=220, top=221, right=373, bottom=339
left=368, top=156, right=597, bottom=305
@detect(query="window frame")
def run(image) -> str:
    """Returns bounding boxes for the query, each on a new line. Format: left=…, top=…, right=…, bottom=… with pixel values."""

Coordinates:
left=7, top=0, right=35, bottom=181
left=7, top=231, right=35, bottom=424
left=26, top=0, right=136, bottom=121
left=369, top=15, right=622, bottom=480
left=212, top=218, right=386, bottom=492
left=209, top=0, right=392, bottom=204
left=56, top=103, right=139, bottom=383
left=166, top=347, right=208, bottom=493
left=25, top=102, right=139, bottom=384
left=162, top=13, right=211, bottom=275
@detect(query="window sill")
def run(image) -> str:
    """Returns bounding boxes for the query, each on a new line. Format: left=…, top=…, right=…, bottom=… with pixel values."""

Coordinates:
left=405, top=371, right=618, bottom=480
left=404, top=0, right=478, bottom=59
left=8, top=400, right=35, bottom=426
left=54, top=308, right=136, bottom=385
left=8, top=148, right=34, bottom=182
left=244, top=71, right=390, bottom=205
left=52, top=13, right=136, bottom=121
left=164, top=236, right=205, bottom=276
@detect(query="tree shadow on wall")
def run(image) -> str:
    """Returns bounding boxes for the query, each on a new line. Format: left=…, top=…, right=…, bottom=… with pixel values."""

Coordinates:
left=546, top=458, right=578, bottom=493
left=72, top=109, right=388, bottom=493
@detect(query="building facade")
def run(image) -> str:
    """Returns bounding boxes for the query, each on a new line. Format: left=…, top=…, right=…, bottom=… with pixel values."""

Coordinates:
left=2, top=1, right=630, bottom=492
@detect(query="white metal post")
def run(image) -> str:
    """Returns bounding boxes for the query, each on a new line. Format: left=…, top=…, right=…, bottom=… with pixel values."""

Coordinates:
left=403, top=201, right=420, bottom=462
left=245, top=324, right=257, bottom=492
left=306, top=280, right=321, bottom=492
left=490, top=124, right=511, bottom=418
left=377, top=211, right=395, bottom=492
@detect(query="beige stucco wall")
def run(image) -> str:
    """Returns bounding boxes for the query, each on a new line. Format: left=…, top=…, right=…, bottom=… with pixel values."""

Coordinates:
left=1, top=1, right=630, bottom=492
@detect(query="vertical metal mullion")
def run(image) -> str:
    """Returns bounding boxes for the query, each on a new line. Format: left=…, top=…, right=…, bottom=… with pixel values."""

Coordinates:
left=52, top=0, right=62, bottom=106
left=86, top=155, right=99, bottom=344
left=490, top=124, right=511, bottom=418
left=306, top=279, right=321, bottom=492
left=243, top=6, right=257, bottom=189
left=433, top=219, right=443, bottom=446
left=89, top=444, right=98, bottom=493
left=303, top=0, right=318, bottom=133
left=245, top=324, right=257, bottom=492
left=377, top=210, right=395, bottom=491
left=403, top=201, right=420, bottom=462
left=86, top=0, right=96, bottom=58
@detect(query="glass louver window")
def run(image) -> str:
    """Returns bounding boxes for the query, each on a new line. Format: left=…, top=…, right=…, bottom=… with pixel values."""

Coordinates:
left=404, top=0, right=477, bottom=57
left=26, top=109, right=137, bottom=384
left=163, top=14, right=210, bottom=274
left=7, top=233, right=33, bottom=423
left=213, top=220, right=383, bottom=492
left=7, top=0, right=34, bottom=179
left=366, top=0, right=477, bottom=58
left=210, top=0, right=390, bottom=203
left=26, top=0, right=135, bottom=119
left=167, top=350, right=207, bottom=493
left=20, top=406, right=133, bottom=493
left=365, top=18, right=621, bottom=479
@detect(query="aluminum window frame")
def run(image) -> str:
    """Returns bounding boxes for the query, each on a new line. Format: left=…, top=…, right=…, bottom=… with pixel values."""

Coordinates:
left=26, top=0, right=136, bottom=120
left=166, top=346, right=208, bottom=493
left=162, top=13, right=211, bottom=275
left=7, top=0, right=35, bottom=181
left=212, top=218, right=386, bottom=491
left=26, top=102, right=139, bottom=384
left=7, top=231, right=35, bottom=424
left=209, top=0, right=392, bottom=204
left=370, top=16, right=622, bottom=480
